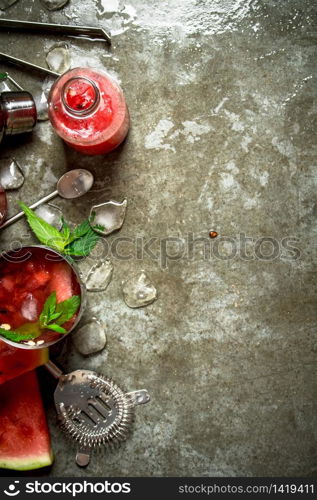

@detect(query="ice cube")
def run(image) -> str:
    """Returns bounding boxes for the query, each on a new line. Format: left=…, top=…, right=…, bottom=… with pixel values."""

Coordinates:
left=40, top=0, right=69, bottom=10
left=34, top=204, right=63, bottom=230
left=122, top=271, right=157, bottom=308
left=90, top=199, right=127, bottom=236
left=72, top=319, right=106, bottom=356
left=46, top=43, right=71, bottom=74
left=85, top=259, right=113, bottom=292
left=21, top=294, right=38, bottom=321
left=0, top=158, right=24, bottom=190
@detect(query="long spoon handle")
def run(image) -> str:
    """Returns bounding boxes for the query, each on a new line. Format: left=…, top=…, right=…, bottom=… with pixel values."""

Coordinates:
left=0, top=190, right=58, bottom=229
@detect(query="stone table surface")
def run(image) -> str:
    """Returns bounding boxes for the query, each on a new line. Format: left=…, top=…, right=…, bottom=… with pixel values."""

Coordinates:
left=0, top=0, right=316, bottom=477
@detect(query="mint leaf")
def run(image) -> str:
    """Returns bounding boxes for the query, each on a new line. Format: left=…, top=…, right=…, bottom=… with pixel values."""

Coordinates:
left=19, top=202, right=66, bottom=252
left=39, top=291, right=57, bottom=327
left=60, top=217, right=71, bottom=242
left=68, top=219, right=91, bottom=241
left=55, top=295, right=81, bottom=325
left=92, top=223, right=106, bottom=232
left=0, top=327, right=36, bottom=342
left=45, top=324, right=67, bottom=334
left=49, top=312, right=63, bottom=321
left=0, top=72, right=7, bottom=81
left=64, top=227, right=99, bottom=256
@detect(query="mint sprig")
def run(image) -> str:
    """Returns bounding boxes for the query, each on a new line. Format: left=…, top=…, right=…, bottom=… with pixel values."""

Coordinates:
left=0, top=292, right=81, bottom=343
left=39, top=292, right=81, bottom=334
left=19, top=202, right=100, bottom=257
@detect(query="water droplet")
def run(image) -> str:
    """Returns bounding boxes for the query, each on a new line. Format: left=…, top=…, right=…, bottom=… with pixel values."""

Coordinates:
left=40, top=0, right=69, bottom=10
left=33, top=77, right=55, bottom=121
left=72, top=320, right=106, bottom=356
left=85, top=259, right=113, bottom=292
left=34, top=203, right=63, bottom=230
left=0, top=158, right=24, bottom=190
left=90, top=199, right=127, bottom=236
left=46, top=43, right=71, bottom=74
left=0, top=0, right=18, bottom=9
left=122, top=271, right=157, bottom=308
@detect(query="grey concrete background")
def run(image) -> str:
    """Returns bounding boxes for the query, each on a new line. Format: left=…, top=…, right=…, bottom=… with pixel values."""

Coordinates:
left=0, top=0, right=316, bottom=477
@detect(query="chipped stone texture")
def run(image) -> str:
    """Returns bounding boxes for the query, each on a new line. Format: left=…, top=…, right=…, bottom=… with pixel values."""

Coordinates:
left=0, top=0, right=316, bottom=478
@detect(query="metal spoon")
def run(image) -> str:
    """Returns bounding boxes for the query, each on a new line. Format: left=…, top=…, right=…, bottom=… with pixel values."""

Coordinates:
left=1, top=169, right=94, bottom=229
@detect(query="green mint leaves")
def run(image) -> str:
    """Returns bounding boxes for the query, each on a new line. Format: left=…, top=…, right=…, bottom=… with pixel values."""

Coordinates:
left=39, top=292, right=81, bottom=334
left=0, top=293, right=81, bottom=343
left=0, top=328, right=35, bottom=343
left=19, top=202, right=100, bottom=257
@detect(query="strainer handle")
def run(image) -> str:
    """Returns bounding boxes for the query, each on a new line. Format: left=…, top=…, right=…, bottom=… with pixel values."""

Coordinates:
left=45, top=360, right=63, bottom=379
left=126, top=389, right=150, bottom=406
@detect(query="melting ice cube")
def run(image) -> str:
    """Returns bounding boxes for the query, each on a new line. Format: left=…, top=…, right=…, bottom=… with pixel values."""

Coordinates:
left=0, top=158, right=24, bottom=190
left=72, top=319, right=106, bottom=356
left=46, top=43, right=71, bottom=74
left=40, top=0, right=69, bottom=10
left=122, top=271, right=157, bottom=308
left=85, top=259, right=113, bottom=292
left=35, top=204, right=63, bottom=230
left=21, top=294, right=38, bottom=321
left=90, top=199, right=127, bottom=236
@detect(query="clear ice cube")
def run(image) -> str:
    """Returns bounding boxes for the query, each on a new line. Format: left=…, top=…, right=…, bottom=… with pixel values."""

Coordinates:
left=0, top=0, right=18, bottom=9
left=72, top=319, right=107, bottom=356
left=40, top=0, right=69, bottom=10
left=35, top=204, right=63, bottom=230
left=122, top=271, right=157, bottom=308
left=90, top=199, right=127, bottom=236
left=21, top=293, right=38, bottom=321
left=0, top=158, right=24, bottom=190
left=46, top=43, right=71, bottom=74
left=85, top=259, right=113, bottom=292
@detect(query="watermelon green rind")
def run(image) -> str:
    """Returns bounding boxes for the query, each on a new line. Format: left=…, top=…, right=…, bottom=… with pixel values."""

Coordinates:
left=0, top=451, right=54, bottom=471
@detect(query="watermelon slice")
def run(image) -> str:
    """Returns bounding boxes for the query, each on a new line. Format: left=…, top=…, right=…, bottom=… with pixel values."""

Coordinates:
left=0, top=340, right=48, bottom=385
left=0, top=370, right=53, bottom=470
left=49, top=262, right=73, bottom=303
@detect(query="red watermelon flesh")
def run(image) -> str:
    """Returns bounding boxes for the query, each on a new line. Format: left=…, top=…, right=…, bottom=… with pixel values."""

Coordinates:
left=0, top=370, right=53, bottom=470
left=0, top=340, right=48, bottom=385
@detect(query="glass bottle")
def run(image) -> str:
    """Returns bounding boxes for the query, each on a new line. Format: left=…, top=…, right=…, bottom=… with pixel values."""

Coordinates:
left=47, top=67, right=130, bottom=155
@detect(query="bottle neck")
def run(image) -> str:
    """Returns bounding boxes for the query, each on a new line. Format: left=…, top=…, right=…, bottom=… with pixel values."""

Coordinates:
left=61, top=77, right=100, bottom=116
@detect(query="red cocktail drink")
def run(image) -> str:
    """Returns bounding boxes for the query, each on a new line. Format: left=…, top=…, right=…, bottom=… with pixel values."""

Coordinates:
left=0, top=247, right=83, bottom=347
left=48, top=67, right=130, bottom=155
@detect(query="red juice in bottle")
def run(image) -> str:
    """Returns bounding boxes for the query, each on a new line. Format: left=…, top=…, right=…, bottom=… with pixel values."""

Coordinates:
left=48, top=67, right=130, bottom=155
